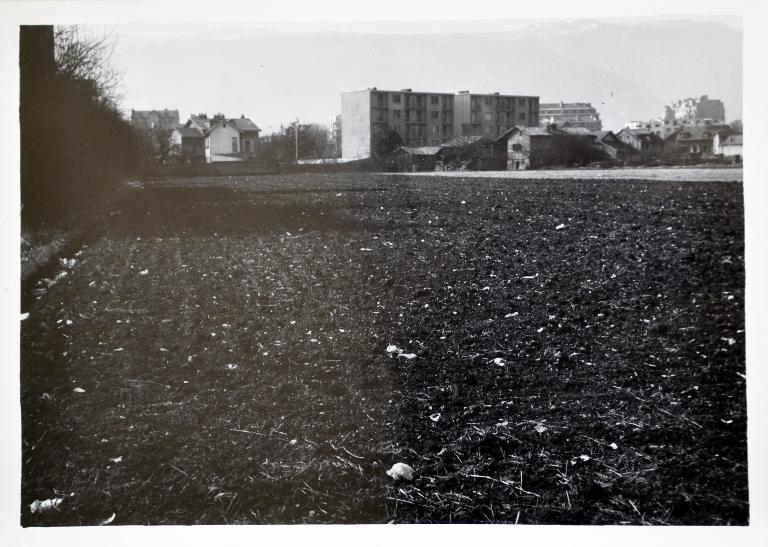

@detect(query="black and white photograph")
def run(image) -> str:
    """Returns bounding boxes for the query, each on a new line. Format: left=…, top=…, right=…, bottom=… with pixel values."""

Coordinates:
left=2, top=0, right=767, bottom=545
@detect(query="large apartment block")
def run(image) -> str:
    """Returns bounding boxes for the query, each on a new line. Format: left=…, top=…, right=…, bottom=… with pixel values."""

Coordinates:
left=539, top=102, right=602, bottom=131
left=342, top=88, right=539, bottom=159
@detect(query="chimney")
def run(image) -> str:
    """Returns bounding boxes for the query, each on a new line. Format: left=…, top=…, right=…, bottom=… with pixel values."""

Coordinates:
left=241, top=114, right=245, bottom=119
left=401, top=88, right=412, bottom=92
left=546, top=120, right=557, bottom=132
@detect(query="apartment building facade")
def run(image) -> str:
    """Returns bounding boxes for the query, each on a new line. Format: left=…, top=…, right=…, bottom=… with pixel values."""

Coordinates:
left=538, top=102, right=602, bottom=131
left=342, top=88, right=539, bottom=159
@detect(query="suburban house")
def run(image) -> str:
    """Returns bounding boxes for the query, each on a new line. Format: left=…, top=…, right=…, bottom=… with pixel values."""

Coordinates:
left=714, top=132, right=743, bottom=160
left=392, top=146, right=445, bottom=171
left=201, top=115, right=261, bottom=163
left=615, top=129, right=665, bottom=159
left=497, top=124, right=596, bottom=170
left=186, top=114, right=212, bottom=132
left=392, top=136, right=500, bottom=171
left=170, top=126, right=205, bottom=161
left=438, top=135, right=500, bottom=170
left=592, top=130, right=634, bottom=160
left=664, top=125, right=730, bottom=158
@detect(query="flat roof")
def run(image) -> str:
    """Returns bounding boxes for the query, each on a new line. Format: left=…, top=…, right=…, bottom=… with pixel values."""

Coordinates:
left=342, top=88, right=538, bottom=98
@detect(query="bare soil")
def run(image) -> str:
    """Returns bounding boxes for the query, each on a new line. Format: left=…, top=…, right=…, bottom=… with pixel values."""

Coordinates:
left=20, top=173, right=747, bottom=525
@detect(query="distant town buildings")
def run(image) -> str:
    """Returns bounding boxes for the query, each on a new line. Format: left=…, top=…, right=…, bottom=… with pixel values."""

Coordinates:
left=539, top=102, right=602, bottom=131
left=668, top=95, right=725, bottom=123
left=624, top=95, right=727, bottom=139
left=341, top=88, right=539, bottom=159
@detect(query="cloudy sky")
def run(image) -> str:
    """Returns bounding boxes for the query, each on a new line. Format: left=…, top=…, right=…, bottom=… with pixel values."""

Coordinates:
left=103, top=15, right=741, bottom=134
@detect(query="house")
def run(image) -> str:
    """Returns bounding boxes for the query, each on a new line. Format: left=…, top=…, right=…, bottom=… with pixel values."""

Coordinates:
left=438, top=135, right=501, bottom=171
left=392, top=146, right=445, bottom=171
left=497, top=125, right=596, bottom=170
left=592, top=130, right=634, bottom=160
left=186, top=114, right=212, bottom=133
left=615, top=129, right=665, bottom=159
left=203, top=115, right=261, bottom=163
left=170, top=125, right=205, bottom=161
left=714, top=133, right=743, bottom=160
left=664, top=125, right=729, bottom=158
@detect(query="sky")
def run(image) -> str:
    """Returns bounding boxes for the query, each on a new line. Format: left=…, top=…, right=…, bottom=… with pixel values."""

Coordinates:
left=100, top=16, right=742, bottom=133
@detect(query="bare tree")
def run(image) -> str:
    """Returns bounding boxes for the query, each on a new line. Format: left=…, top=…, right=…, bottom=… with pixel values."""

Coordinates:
left=54, top=26, right=122, bottom=108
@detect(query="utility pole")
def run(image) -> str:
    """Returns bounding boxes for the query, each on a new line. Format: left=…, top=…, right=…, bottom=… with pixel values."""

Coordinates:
left=295, top=117, right=299, bottom=162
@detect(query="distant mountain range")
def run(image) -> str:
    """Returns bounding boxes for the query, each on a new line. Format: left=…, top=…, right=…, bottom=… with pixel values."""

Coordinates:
left=114, top=18, right=742, bottom=132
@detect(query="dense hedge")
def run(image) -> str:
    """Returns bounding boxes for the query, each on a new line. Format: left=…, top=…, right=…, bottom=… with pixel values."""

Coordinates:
left=20, top=27, right=143, bottom=229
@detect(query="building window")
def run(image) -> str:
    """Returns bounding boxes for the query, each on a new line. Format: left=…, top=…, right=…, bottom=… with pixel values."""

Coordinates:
left=431, top=111, right=438, bottom=119
left=484, top=97, right=492, bottom=106
left=393, top=110, right=401, bottom=119
left=392, top=125, right=401, bottom=133
left=393, top=94, right=401, bottom=104
left=484, top=113, right=492, bottom=121
left=432, top=126, right=438, bottom=134
left=244, top=139, right=251, bottom=152
left=512, top=143, right=523, bottom=152
left=519, top=112, right=527, bottom=121
left=232, top=137, right=238, bottom=153
left=431, top=96, right=439, bottom=105
left=518, top=98, right=526, bottom=107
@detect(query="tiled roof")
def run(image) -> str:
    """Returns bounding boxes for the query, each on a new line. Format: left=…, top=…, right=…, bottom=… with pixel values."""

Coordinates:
left=229, top=118, right=260, bottom=132
left=174, top=125, right=204, bottom=138
left=188, top=116, right=211, bottom=129
left=721, top=134, right=743, bottom=146
left=440, top=135, right=493, bottom=148
left=496, top=126, right=551, bottom=142
left=620, top=129, right=663, bottom=143
left=558, top=127, right=595, bottom=136
left=397, top=146, right=444, bottom=155
left=525, top=127, right=553, bottom=136
left=205, top=117, right=261, bottom=136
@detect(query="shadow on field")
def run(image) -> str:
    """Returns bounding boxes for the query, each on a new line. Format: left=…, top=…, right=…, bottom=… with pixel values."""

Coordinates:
left=108, top=186, right=367, bottom=238
left=20, top=175, right=747, bottom=526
